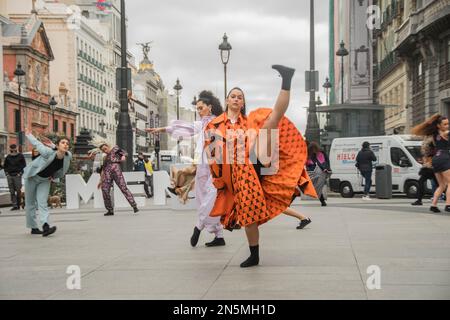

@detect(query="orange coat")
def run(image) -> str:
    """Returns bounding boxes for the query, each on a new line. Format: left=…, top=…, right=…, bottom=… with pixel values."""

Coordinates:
left=204, top=109, right=317, bottom=229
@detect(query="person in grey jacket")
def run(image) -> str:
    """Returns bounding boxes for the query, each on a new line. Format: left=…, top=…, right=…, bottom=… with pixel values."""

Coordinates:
left=356, top=141, right=377, bottom=200
left=23, top=128, right=72, bottom=236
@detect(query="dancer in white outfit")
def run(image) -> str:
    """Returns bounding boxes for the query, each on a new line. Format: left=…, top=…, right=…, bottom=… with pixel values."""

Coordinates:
left=146, top=91, right=225, bottom=247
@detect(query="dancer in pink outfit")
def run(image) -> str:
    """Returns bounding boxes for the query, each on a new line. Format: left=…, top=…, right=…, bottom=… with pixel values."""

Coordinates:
left=147, top=91, right=225, bottom=247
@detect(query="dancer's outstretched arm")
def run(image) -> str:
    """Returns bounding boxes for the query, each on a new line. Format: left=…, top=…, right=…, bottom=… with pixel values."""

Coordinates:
left=257, top=65, right=295, bottom=165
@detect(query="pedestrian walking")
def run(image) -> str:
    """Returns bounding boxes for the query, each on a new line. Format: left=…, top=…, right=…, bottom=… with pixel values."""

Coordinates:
left=412, top=136, right=438, bottom=206
left=3, top=144, right=26, bottom=211
left=306, top=141, right=331, bottom=206
left=143, top=156, right=154, bottom=198
left=356, top=141, right=377, bottom=200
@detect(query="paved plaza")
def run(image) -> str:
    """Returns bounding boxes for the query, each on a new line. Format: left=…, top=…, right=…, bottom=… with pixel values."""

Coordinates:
left=1, top=197, right=450, bottom=300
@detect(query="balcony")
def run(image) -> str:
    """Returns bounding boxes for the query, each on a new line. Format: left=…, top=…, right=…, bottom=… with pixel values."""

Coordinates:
left=377, top=52, right=400, bottom=78
left=439, top=62, right=450, bottom=89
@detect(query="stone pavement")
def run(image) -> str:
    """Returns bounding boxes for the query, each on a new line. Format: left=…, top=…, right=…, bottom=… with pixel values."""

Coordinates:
left=1, top=197, right=450, bottom=300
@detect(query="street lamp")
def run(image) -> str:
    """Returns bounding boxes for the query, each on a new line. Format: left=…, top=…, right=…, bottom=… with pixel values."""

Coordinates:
left=191, top=96, right=197, bottom=121
left=49, top=96, right=58, bottom=133
left=155, top=114, right=160, bottom=170
left=116, top=0, right=133, bottom=171
left=219, top=33, right=232, bottom=104
left=336, top=41, right=349, bottom=105
left=322, top=77, right=332, bottom=105
left=14, top=63, right=26, bottom=152
left=173, top=78, right=182, bottom=161
left=99, top=119, right=106, bottom=137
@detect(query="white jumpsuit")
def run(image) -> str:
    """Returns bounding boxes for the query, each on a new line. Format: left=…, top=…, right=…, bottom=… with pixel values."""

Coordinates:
left=166, top=116, right=223, bottom=238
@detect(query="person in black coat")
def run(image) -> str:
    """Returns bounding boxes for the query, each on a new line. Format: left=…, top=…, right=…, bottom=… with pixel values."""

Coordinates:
left=4, top=144, right=26, bottom=210
left=356, top=141, right=377, bottom=200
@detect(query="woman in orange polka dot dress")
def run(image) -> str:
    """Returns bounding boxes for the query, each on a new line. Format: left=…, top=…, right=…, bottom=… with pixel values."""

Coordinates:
left=204, top=65, right=317, bottom=268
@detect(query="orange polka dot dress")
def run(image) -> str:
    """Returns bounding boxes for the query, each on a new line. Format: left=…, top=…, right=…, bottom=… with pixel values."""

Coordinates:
left=205, top=109, right=317, bottom=229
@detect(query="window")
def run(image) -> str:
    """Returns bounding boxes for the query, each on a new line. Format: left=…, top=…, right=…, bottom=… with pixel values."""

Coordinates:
left=71, top=124, right=75, bottom=138
left=63, top=122, right=67, bottom=135
left=391, top=147, right=411, bottom=167
left=447, top=38, right=450, bottom=63
left=54, top=119, right=59, bottom=133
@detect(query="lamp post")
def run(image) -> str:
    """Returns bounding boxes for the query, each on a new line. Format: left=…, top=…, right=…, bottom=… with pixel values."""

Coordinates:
left=99, top=119, right=106, bottom=137
left=336, top=41, right=349, bottom=105
left=116, top=0, right=133, bottom=170
left=49, top=96, right=58, bottom=133
left=173, top=78, right=182, bottom=161
left=219, top=33, right=232, bottom=104
left=155, top=114, right=160, bottom=170
left=191, top=96, right=197, bottom=121
left=322, top=77, right=332, bottom=105
left=304, top=0, right=321, bottom=144
left=14, top=63, right=26, bottom=152
left=190, top=96, right=198, bottom=160
left=149, top=110, right=154, bottom=147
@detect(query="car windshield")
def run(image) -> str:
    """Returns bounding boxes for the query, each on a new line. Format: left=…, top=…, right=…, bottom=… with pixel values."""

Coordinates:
left=405, top=146, right=422, bottom=163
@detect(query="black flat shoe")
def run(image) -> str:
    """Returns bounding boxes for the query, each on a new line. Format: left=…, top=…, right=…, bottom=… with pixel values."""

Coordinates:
left=42, top=223, right=57, bottom=237
left=167, top=187, right=177, bottom=195
left=31, top=228, right=43, bottom=235
left=205, top=237, right=226, bottom=247
left=104, top=211, right=114, bottom=216
left=190, top=227, right=201, bottom=247
left=412, top=200, right=423, bottom=206
left=132, top=206, right=139, bottom=213
left=445, top=206, right=450, bottom=213
left=297, top=218, right=312, bottom=229
left=10, top=207, right=20, bottom=211
left=430, top=206, right=441, bottom=213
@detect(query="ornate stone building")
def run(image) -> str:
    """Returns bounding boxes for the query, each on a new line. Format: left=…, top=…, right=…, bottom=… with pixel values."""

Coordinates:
left=2, top=14, right=77, bottom=152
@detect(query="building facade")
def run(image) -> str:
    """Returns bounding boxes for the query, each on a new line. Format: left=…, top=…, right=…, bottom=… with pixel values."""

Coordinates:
left=394, top=0, right=450, bottom=127
left=0, top=18, right=6, bottom=157
left=323, top=0, right=384, bottom=148
left=2, top=14, right=77, bottom=152
left=373, top=0, right=409, bottom=135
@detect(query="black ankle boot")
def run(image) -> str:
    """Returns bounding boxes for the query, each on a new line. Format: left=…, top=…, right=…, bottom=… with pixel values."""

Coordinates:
left=272, top=65, right=295, bottom=90
left=104, top=211, right=114, bottom=216
left=42, top=223, right=57, bottom=237
left=132, top=206, right=139, bottom=213
left=190, top=227, right=201, bottom=247
left=320, top=195, right=327, bottom=207
left=240, top=245, right=259, bottom=268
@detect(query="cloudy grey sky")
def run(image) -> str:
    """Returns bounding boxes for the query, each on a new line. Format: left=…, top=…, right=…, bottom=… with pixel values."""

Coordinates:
left=126, top=0, right=330, bottom=132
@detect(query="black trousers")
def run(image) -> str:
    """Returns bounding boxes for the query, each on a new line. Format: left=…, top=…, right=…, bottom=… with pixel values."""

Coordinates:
left=7, top=175, right=22, bottom=208
left=417, top=168, right=437, bottom=201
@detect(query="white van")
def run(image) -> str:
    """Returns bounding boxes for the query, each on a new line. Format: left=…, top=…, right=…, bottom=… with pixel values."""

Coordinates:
left=329, top=135, right=423, bottom=198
